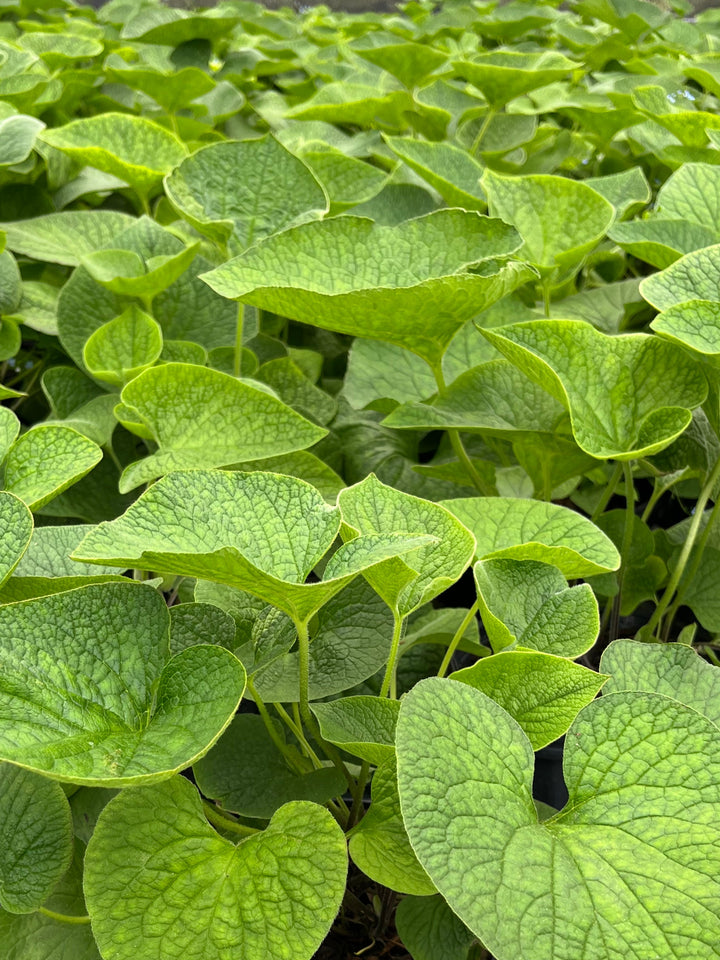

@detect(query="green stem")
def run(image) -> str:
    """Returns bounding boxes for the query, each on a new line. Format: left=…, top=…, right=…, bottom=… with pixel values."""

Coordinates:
left=590, top=461, right=623, bottom=523
left=234, top=303, right=244, bottom=378
left=645, top=455, right=720, bottom=639
left=273, top=702, right=323, bottom=768
left=202, top=801, right=260, bottom=838
left=542, top=279, right=552, bottom=318
left=471, top=107, right=496, bottom=154
left=437, top=600, right=479, bottom=678
left=347, top=759, right=371, bottom=829
left=432, top=362, right=493, bottom=496
left=380, top=612, right=405, bottom=698
left=609, top=461, right=635, bottom=642
left=38, top=907, right=91, bottom=925
left=247, top=677, right=305, bottom=773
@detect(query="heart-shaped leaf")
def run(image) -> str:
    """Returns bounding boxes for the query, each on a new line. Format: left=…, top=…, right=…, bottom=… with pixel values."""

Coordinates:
left=74, top=471, right=432, bottom=624
left=640, top=244, right=720, bottom=312
left=384, top=136, right=485, bottom=210
left=170, top=602, right=237, bottom=655
left=601, top=639, right=720, bottom=724
left=397, top=677, right=720, bottom=960
left=654, top=159, right=720, bottom=233
left=114, top=364, right=327, bottom=492
left=608, top=219, right=716, bottom=269
left=312, top=696, right=400, bottom=765
left=0, top=581, right=245, bottom=786
left=441, top=497, right=619, bottom=577
left=483, top=320, right=707, bottom=459
left=0, top=763, right=73, bottom=913
left=201, top=210, right=531, bottom=366
left=651, top=299, right=720, bottom=357
left=83, top=306, right=163, bottom=387
left=338, top=475, right=475, bottom=616
left=193, top=714, right=344, bottom=819
left=473, top=558, right=599, bottom=657
left=482, top=171, right=613, bottom=279
left=39, top=114, right=187, bottom=200
left=0, top=492, right=32, bottom=588
left=349, top=757, right=435, bottom=897
left=0, top=211, right=134, bottom=267
left=81, top=242, right=199, bottom=301
left=84, top=777, right=347, bottom=960
left=454, top=51, right=577, bottom=107
left=451, top=650, right=607, bottom=749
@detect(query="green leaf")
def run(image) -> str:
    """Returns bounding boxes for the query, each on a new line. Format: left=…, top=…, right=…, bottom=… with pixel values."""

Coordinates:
left=453, top=51, right=577, bottom=107
left=585, top=167, right=651, bottom=220
left=85, top=778, right=347, bottom=960
left=343, top=338, right=437, bottom=408
left=80, top=242, right=199, bottom=301
left=312, top=696, right=400, bottom=764
left=3, top=425, right=102, bottom=510
left=483, top=320, right=707, bottom=459
left=482, top=170, right=614, bottom=278
left=236, top=451, right=345, bottom=502
left=170, top=602, right=236, bottom=655
left=338, top=474, right=476, bottom=616
left=397, top=677, right=720, bottom=960
left=349, top=757, right=435, bottom=896
left=164, top=135, right=327, bottom=251
left=589, top=510, right=666, bottom=616
left=0, top=211, right=134, bottom=267
left=115, top=364, right=327, bottom=492
left=255, top=357, right=337, bottom=425
left=473, top=558, right=599, bottom=657
left=640, top=244, right=720, bottom=312
left=651, top=299, right=720, bottom=357
left=384, top=136, right=485, bottom=210
left=0, top=582, right=245, bottom=786
left=201, top=210, right=531, bottom=366
left=383, top=359, right=565, bottom=436
left=83, top=305, right=162, bottom=387
left=0, top=763, right=72, bottom=913
left=441, top=497, right=620, bottom=577
left=120, top=7, right=240, bottom=43
left=0, top=114, right=45, bottom=166
left=395, top=895, right=475, bottom=960
left=296, top=145, right=388, bottom=215
left=451, top=650, right=607, bottom=749
left=193, top=714, right=344, bottom=819
left=601, top=639, right=720, bottom=725
left=0, top=251, right=21, bottom=314
left=654, top=159, right=720, bottom=233
left=608, top=218, right=717, bottom=269
left=5, top=280, right=59, bottom=335
left=351, top=35, right=448, bottom=89
left=104, top=58, right=215, bottom=114
left=0, top=493, right=33, bottom=588
left=74, top=471, right=431, bottom=624
left=39, top=114, right=187, bottom=199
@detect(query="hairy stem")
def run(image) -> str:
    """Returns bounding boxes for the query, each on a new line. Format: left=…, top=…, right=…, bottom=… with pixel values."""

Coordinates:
left=437, top=600, right=480, bottom=678
left=234, top=303, right=244, bottom=378
left=590, top=461, right=623, bottom=523
left=380, top=612, right=405, bottom=698
left=247, top=677, right=306, bottom=773
left=432, top=362, right=494, bottom=496
left=609, top=461, right=635, bottom=642
left=202, top=801, right=260, bottom=837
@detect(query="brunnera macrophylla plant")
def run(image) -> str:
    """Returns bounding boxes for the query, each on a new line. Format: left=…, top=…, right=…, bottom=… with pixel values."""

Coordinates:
left=2, top=0, right=720, bottom=957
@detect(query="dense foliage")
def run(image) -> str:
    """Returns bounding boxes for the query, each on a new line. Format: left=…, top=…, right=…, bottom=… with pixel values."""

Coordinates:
left=1, top=0, right=720, bottom=957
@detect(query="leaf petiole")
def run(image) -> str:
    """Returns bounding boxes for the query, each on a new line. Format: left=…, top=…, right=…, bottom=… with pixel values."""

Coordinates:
left=38, top=907, right=92, bottom=925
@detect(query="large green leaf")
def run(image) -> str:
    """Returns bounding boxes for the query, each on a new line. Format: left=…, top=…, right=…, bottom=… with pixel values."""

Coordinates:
left=84, top=778, right=347, bottom=960
left=0, top=492, right=32, bottom=588
left=0, top=114, right=44, bottom=167
left=0, top=763, right=73, bottom=913
left=193, top=714, right=344, bottom=819
left=115, top=364, right=327, bottom=492
left=601, top=639, right=720, bottom=725
left=607, top=219, right=717, bottom=269
left=349, top=757, right=435, bottom=897
left=165, top=136, right=328, bottom=251
left=483, top=320, right=707, bottom=459
left=651, top=299, right=720, bottom=358
left=397, top=677, right=720, bottom=960
left=441, top=497, right=619, bottom=577
left=0, top=211, right=135, bottom=267
left=654, top=160, right=720, bottom=233
left=640, top=244, right=720, bottom=312
left=482, top=170, right=613, bottom=278
left=453, top=51, right=578, bottom=107
left=384, top=136, right=485, bottom=210
left=338, top=475, right=476, bottom=616
left=80, top=242, right=199, bottom=302
left=39, top=114, right=187, bottom=200
left=74, top=471, right=432, bottom=624
left=451, top=650, right=607, bottom=749
left=312, top=696, right=400, bottom=765
left=472, top=558, right=599, bottom=657
left=201, top=210, right=531, bottom=366
left=3, top=425, right=102, bottom=510
left=0, top=582, right=245, bottom=786
left=83, top=305, right=163, bottom=387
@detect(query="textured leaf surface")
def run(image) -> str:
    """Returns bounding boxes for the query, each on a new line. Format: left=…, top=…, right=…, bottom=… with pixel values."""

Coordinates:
left=338, top=475, right=476, bottom=615
left=473, top=558, right=599, bottom=657
left=0, top=492, right=32, bottom=588
left=0, top=211, right=134, bottom=267
left=312, top=696, right=400, bottom=764
left=452, top=650, right=607, bottom=749
left=116, top=364, right=327, bottom=491
left=201, top=210, right=530, bottom=364
left=75, top=471, right=429, bottom=623
left=3, top=425, right=102, bottom=510
left=385, top=136, right=485, bottom=210
left=349, top=757, right=434, bottom=897
left=0, top=763, right=72, bottom=913
left=641, top=244, right=720, bottom=311
left=454, top=51, right=577, bottom=106
left=85, top=778, right=347, bottom=960
left=483, top=320, right=707, bottom=458
left=0, top=582, right=245, bottom=785
left=397, top=678, right=720, bottom=960
left=442, top=497, right=619, bottom=576
left=651, top=299, right=720, bottom=356
left=83, top=306, right=162, bottom=387
left=395, top=895, right=476, bottom=960
left=601, top=640, right=720, bottom=725
left=194, top=714, right=344, bottom=818
left=165, top=136, right=327, bottom=249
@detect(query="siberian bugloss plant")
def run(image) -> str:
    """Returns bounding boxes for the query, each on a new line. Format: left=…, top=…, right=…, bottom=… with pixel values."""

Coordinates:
left=1, top=0, right=720, bottom=957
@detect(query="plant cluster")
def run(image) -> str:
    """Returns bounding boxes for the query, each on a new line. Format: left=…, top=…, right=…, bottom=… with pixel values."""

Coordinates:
left=1, top=0, right=720, bottom=957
